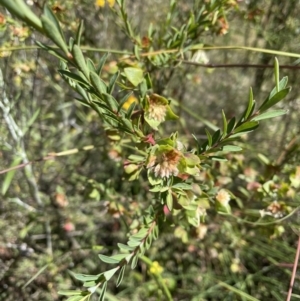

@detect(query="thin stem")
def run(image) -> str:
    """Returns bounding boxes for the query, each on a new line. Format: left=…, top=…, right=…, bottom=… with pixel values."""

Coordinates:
left=286, top=235, right=300, bottom=301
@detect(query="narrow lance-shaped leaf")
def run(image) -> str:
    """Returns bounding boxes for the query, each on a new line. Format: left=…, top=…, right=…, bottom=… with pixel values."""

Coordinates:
left=35, top=41, right=68, bottom=62
left=166, top=190, right=173, bottom=211
left=252, top=109, right=288, bottom=121
left=43, top=5, right=65, bottom=43
left=103, top=267, right=119, bottom=281
left=58, top=70, right=90, bottom=87
left=75, top=20, right=84, bottom=46
left=98, top=254, right=120, bottom=264
left=0, top=0, right=43, bottom=33
left=97, top=53, right=109, bottom=76
left=116, top=266, right=126, bottom=287
left=107, top=71, right=120, bottom=94
left=98, top=281, right=107, bottom=301
left=205, top=128, right=212, bottom=147
left=221, top=109, right=227, bottom=138
left=57, top=290, right=83, bottom=296
left=259, top=87, right=291, bottom=112
left=72, top=44, right=90, bottom=79
left=87, top=58, right=96, bottom=73
left=227, top=117, right=236, bottom=134
left=244, top=87, right=255, bottom=120
left=90, top=72, right=107, bottom=95
left=41, top=15, right=69, bottom=56
left=66, top=296, right=86, bottom=301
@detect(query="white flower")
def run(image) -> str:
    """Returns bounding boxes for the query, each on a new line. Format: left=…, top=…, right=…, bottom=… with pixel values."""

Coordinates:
left=216, top=189, right=231, bottom=206
left=145, top=95, right=167, bottom=122
left=147, top=149, right=181, bottom=179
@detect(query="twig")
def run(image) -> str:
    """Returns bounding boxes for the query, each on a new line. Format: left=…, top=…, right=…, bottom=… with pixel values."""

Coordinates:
left=178, top=60, right=300, bottom=69
left=286, top=235, right=300, bottom=301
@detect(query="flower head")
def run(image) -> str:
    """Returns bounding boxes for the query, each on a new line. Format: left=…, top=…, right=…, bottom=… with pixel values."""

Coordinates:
left=147, top=148, right=181, bottom=179
left=145, top=95, right=167, bottom=123
left=216, top=189, right=231, bottom=206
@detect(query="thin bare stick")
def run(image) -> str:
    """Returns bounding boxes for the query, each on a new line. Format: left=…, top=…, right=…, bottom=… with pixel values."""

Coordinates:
left=286, top=235, right=300, bottom=301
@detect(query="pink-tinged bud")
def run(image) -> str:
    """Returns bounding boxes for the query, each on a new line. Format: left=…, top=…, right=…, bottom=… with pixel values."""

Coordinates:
left=63, top=222, right=75, bottom=232
left=163, top=205, right=170, bottom=215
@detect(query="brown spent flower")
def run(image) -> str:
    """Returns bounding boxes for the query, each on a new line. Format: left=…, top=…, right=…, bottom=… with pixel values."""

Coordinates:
left=147, top=149, right=181, bottom=178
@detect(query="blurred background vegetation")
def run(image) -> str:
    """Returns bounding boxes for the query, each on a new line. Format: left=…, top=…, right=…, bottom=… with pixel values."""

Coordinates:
left=0, top=0, right=299, bottom=300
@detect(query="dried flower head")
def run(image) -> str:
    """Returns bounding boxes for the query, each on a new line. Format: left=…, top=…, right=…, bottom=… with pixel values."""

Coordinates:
left=145, top=95, right=167, bottom=122
left=216, top=189, right=231, bottom=206
left=147, top=149, right=181, bottom=178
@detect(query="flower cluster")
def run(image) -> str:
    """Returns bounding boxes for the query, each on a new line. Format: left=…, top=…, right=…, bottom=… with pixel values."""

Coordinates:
left=147, top=148, right=181, bottom=178
left=145, top=94, right=167, bottom=123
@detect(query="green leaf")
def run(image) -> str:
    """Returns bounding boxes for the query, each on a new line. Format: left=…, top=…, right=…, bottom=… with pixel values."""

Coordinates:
left=57, top=290, right=83, bottom=296
left=221, top=145, right=242, bottom=152
left=124, top=67, right=144, bottom=86
left=90, top=72, right=107, bottom=95
left=71, top=273, right=100, bottom=282
left=66, top=296, right=86, bottom=301
left=205, top=128, right=212, bottom=147
left=131, top=228, right=148, bottom=240
left=252, top=109, right=288, bottom=121
left=172, top=183, right=193, bottom=190
left=87, top=58, right=96, bottom=73
left=110, top=254, right=128, bottom=261
left=75, top=20, right=84, bottom=46
left=0, top=0, right=43, bottom=33
left=83, top=281, right=97, bottom=288
left=243, top=87, right=255, bottom=121
left=221, top=110, right=227, bottom=138
left=102, top=93, right=118, bottom=111
left=127, top=240, right=141, bottom=247
left=227, top=117, right=236, bottom=134
left=72, top=44, right=90, bottom=78
left=41, top=15, right=69, bottom=56
left=107, top=71, right=119, bottom=94
left=75, top=84, right=90, bottom=103
left=131, top=254, right=139, bottom=269
left=166, top=190, right=173, bottom=211
left=117, top=243, right=134, bottom=251
left=43, top=5, right=65, bottom=43
left=97, top=53, right=109, bottom=76
left=210, top=156, right=228, bottom=161
left=103, top=267, right=119, bottom=281
left=98, top=282, right=107, bottom=301
left=116, top=266, right=126, bottom=287
left=2, top=157, right=22, bottom=195
left=35, top=41, right=68, bottom=62
left=211, top=129, right=221, bottom=145
left=98, top=254, right=120, bottom=264
left=59, top=70, right=90, bottom=86
left=259, top=87, right=291, bottom=112
left=165, top=105, right=179, bottom=120
left=233, top=121, right=259, bottom=134
left=66, top=297, right=86, bottom=301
